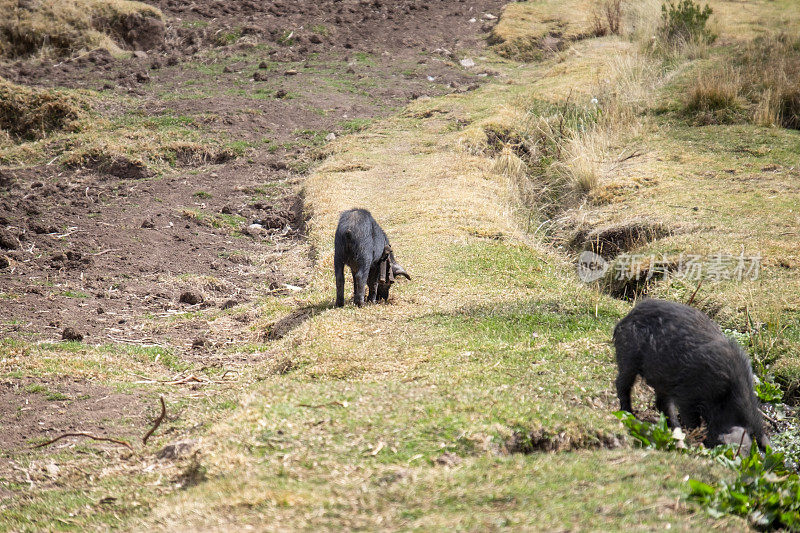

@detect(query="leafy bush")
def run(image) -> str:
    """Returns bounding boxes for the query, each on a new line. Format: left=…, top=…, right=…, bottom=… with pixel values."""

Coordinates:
left=756, top=379, right=784, bottom=404
left=660, top=0, right=715, bottom=44
left=614, top=411, right=683, bottom=450
left=689, top=446, right=800, bottom=530
left=616, top=411, right=800, bottom=530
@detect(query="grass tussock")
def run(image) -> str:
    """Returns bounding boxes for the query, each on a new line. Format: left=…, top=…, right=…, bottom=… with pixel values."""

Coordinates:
left=0, top=77, right=92, bottom=140
left=682, top=34, right=800, bottom=128
left=591, top=0, right=623, bottom=37
left=485, top=102, right=608, bottom=217
left=0, top=0, right=163, bottom=59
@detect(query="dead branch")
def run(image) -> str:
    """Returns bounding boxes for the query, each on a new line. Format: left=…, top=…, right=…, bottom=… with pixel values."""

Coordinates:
left=32, top=432, right=133, bottom=451
left=686, top=278, right=703, bottom=306
left=298, top=400, right=348, bottom=409
left=143, top=396, right=167, bottom=445
left=760, top=408, right=780, bottom=429
left=90, top=249, right=118, bottom=256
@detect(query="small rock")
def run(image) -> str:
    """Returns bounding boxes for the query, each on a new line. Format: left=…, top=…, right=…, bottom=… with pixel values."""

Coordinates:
left=283, top=69, right=298, bottom=76
left=141, top=219, right=155, bottom=229
left=62, top=327, right=83, bottom=342
left=468, top=17, right=476, bottom=23
left=247, top=223, right=265, bottom=234
left=435, top=452, right=463, bottom=467
left=179, top=291, right=203, bottom=305
left=156, top=439, right=197, bottom=460
left=325, top=132, right=336, bottom=142
left=44, top=463, right=60, bottom=477
left=483, top=13, right=497, bottom=20
left=133, top=50, right=148, bottom=59
left=192, top=337, right=207, bottom=349
left=0, top=230, right=19, bottom=250
left=433, top=47, right=454, bottom=59
left=459, top=58, right=475, bottom=68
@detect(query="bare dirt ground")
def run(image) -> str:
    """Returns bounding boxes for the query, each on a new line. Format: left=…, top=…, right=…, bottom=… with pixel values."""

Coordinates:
left=0, top=0, right=505, bottom=458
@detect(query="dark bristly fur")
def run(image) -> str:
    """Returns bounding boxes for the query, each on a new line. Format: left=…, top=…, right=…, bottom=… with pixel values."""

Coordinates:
left=334, top=209, right=410, bottom=308
left=613, top=299, right=768, bottom=450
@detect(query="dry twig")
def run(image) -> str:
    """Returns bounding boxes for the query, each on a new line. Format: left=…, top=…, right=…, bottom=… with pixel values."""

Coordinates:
left=143, top=396, right=167, bottom=445
left=32, top=432, right=133, bottom=450
left=298, top=400, right=348, bottom=409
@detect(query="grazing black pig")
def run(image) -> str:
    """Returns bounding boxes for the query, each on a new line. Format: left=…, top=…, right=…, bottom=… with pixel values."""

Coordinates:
left=334, top=209, right=410, bottom=307
left=613, top=299, right=769, bottom=450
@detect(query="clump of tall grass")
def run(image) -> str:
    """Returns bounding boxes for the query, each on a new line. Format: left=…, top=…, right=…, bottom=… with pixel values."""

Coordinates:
left=591, top=0, right=623, bottom=37
left=682, top=33, right=800, bottom=129
left=480, top=100, right=608, bottom=218
left=0, top=77, right=92, bottom=140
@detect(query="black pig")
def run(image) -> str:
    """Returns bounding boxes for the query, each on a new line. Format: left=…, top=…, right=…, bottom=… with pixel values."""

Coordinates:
left=334, top=209, right=410, bottom=307
left=613, top=299, right=768, bottom=450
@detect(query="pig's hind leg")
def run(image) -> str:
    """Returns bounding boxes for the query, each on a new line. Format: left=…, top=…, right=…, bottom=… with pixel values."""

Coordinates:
left=334, top=258, right=346, bottom=308
left=615, top=368, right=638, bottom=413
left=352, top=266, right=368, bottom=307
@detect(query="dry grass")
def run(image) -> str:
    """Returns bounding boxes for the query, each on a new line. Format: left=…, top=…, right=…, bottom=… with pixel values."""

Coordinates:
left=592, top=0, right=623, bottom=37
left=683, top=67, right=744, bottom=125
left=0, top=0, right=162, bottom=59
left=488, top=0, right=599, bottom=61
left=0, top=77, right=92, bottom=140
left=682, top=33, right=800, bottom=129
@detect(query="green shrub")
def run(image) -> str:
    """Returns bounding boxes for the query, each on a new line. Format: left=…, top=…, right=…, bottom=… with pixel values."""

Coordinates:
left=660, top=0, right=715, bottom=44
left=616, top=410, right=800, bottom=529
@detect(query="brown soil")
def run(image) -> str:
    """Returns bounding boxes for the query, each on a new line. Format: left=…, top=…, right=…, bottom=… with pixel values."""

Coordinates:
left=0, top=0, right=507, bottom=455
left=0, top=377, right=148, bottom=452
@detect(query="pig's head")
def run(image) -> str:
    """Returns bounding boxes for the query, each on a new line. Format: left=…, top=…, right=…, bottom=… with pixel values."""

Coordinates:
left=708, top=340, right=771, bottom=453
left=717, top=426, right=770, bottom=456
left=376, top=246, right=411, bottom=302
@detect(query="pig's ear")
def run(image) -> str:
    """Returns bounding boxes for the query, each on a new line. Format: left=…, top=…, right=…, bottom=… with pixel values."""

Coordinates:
left=392, top=263, right=410, bottom=280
